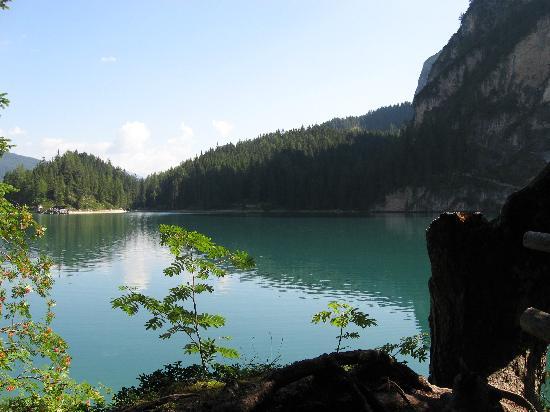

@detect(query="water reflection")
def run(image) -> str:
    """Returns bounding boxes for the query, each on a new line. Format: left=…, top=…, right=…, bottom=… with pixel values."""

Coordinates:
left=37, top=214, right=432, bottom=308
left=36, top=213, right=433, bottom=330
left=33, top=212, right=435, bottom=390
left=120, top=234, right=157, bottom=291
left=35, top=214, right=141, bottom=271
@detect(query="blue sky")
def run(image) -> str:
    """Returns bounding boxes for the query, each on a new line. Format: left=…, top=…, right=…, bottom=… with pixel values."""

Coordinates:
left=0, top=0, right=469, bottom=175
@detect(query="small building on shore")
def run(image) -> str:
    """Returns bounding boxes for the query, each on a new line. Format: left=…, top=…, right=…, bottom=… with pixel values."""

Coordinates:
left=44, top=205, right=69, bottom=215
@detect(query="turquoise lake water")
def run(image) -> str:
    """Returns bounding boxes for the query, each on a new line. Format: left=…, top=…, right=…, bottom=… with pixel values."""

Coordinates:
left=34, top=212, right=436, bottom=392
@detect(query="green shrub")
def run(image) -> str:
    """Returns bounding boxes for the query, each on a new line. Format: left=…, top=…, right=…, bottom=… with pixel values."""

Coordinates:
left=312, top=301, right=377, bottom=353
left=113, top=225, right=255, bottom=373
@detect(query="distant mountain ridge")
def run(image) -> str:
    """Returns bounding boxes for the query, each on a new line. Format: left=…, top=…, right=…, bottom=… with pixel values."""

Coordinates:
left=0, top=152, right=40, bottom=178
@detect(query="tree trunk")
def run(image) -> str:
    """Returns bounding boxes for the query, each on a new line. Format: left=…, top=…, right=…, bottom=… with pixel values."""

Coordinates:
left=520, top=307, right=550, bottom=343
left=426, top=164, right=550, bottom=407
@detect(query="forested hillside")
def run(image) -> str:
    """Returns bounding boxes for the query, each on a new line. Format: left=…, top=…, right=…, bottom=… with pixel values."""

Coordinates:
left=136, top=102, right=415, bottom=210
left=138, top=126, right=402, bottom=210
left=10, top=0, right=550, bottom=219
left=401, top=0, right=550, bottom=210
left=322, top=102, right=413, bottom=132
left=4, top=151, right=139, bottom=209
left=4, top=102, right=414, bottom=211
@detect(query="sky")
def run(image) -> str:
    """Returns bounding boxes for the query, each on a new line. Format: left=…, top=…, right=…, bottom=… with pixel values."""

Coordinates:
left=0, top=0, right=469, bottom=176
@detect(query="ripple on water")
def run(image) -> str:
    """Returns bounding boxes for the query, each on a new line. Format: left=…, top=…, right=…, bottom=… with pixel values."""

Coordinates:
left=35, top=212, right=434, bottom=391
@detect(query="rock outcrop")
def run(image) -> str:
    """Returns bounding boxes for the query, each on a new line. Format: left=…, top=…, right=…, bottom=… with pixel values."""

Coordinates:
left=414, top=51, right=441, bottom=97
left=407, top=0, right=550, bottom=211
left=427, top=161, right=550, bottom=409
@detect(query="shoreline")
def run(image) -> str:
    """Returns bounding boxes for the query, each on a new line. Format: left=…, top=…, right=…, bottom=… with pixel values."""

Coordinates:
left=130, top=208, right=486, bottom=216
left=68, top=209, right=128, bottom=215
left=39, top=208, right=499, bottom=217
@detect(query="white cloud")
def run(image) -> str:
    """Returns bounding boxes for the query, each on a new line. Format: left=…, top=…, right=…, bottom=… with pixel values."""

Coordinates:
left=179, top=122, right=194, bottom=139
left=40, top=138, right=111, bottom=159
left=30, top=120, right=204, bottom=176
left=8, top=126, right=25, bottom=136
left=0, top=126, right=26, bottom=138
left=166, top=122, right=195, bottom=157
left=106, top=120, right=198, bottom=176
left=111, top=121, right=151, bottom=154
left=0, top=126, right=35, bottom=157
left=212, top=120, right=234, bottom=138
left=100, top=56, right=117, bottom=63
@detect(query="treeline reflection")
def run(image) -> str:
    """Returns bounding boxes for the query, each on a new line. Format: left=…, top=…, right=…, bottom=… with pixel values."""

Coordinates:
left=34, top=212, right=434, bottom=331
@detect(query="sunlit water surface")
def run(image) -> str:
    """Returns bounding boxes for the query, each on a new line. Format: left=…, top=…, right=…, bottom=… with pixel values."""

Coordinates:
left=34, top=213, right=436, bottom=392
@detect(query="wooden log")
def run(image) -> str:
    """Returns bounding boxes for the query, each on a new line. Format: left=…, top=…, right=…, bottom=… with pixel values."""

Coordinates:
left=520, top=307, right=550, bottom=343
left=523, top=231, right=550, bottom=253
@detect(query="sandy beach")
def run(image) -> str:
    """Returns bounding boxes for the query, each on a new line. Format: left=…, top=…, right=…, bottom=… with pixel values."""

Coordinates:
left=68, top=209, right=128, bottom=215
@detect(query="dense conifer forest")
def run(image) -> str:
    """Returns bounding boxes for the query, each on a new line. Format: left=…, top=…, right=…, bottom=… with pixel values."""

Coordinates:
left=0, top=100, right=482, bottom=211
left=136, top=100, right=476, bottom=211
left=139, top=127, right=400, bottom=210
left=4, top=103, right=418, bottom=211
left=137, top=102, right=415, bottom=210
left=322, top=102, right=413, bottom=132
left=4, top=151, right=140, bottom=209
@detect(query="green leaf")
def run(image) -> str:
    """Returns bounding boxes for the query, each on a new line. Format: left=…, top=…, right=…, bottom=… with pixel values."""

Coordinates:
left=327, top=301, right=341, bottom=312
left=216, top=345, right=239, bottom=359
left=193, top=283, right=214, bottom=294
left=144, top=317, right=164, bottom=330
left=184, top=342, right=200, bottom=355
left=351, top=311, right=377, bottom=328
left=330, top=317, right=349, bottom=328
left=311, top=311, right=331, bottom=324
left=197, top=313, right=226, bottom=328
left=342, top=332, right=360, bottom=340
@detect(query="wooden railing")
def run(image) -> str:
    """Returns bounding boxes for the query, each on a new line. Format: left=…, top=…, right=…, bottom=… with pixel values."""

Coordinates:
left=521, top=232, right=550, bottom=343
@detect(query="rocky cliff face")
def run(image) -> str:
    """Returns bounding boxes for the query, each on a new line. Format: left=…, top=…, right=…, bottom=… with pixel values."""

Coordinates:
left=383, top=0, right=550, bottom=212
left=414, top=51, right=441, bottom=97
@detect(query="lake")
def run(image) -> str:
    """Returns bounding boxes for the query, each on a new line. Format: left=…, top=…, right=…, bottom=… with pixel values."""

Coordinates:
left=34, top=212, right=436, bottom=392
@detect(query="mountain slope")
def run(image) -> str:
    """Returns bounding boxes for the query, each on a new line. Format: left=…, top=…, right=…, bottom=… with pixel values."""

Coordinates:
left=139, top=126, right=399, bottom=210
left=4, top=151, right=140, bottom=209
left=414, top=52, right=441, bottom=96
left=0, top=152, right=39, bottom=178
left=143, top=0, right=550, bottom=212
left=322, top=102, right=413, bottom=133
left=137, top=103, right=414, bottom=211
left=374, top=0, right=550, bottom=211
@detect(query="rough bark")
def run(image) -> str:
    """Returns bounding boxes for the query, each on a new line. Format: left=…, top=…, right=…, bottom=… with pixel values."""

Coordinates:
left=427, top=163, right=550, bottom=407
left=520, top=307, right=550, bottom=343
